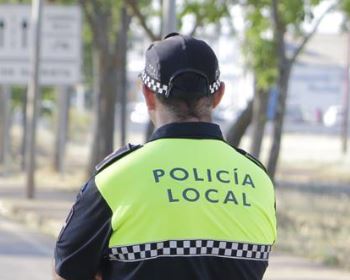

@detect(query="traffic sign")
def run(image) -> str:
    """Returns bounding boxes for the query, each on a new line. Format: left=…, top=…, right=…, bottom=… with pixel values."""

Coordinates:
left=0, top=4, right=82, bottom=85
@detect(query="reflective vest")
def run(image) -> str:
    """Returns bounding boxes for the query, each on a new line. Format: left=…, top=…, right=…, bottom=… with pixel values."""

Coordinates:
left=95, top=137, right=276, bottom=262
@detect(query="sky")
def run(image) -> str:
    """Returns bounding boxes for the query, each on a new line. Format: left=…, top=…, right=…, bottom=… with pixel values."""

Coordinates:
left=306, top=0, right=344, bottom=34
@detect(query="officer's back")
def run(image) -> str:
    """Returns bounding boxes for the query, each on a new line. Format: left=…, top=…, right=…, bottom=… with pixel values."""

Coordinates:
left=54, top=33, right=276, bottom=280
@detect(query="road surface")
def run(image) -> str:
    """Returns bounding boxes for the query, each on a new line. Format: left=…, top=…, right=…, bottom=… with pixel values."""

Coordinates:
left=0, top=216, right=54, bottom=280
left=1, top=215, right=350, bottom=280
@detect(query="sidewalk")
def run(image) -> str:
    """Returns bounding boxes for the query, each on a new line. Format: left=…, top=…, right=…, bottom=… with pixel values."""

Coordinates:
left=0, top=183, right=75, bottom=237
left=1, top=183, right=350, bottom=280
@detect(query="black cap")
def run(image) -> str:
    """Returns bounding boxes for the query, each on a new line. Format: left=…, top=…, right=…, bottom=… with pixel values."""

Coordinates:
left=140, top=33, right=220, bottom=98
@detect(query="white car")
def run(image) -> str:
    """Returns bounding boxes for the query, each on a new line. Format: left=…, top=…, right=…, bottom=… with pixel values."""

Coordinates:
left=323, top=105, right=343, bottom=127
left=130, top=102, right=149, bottom=124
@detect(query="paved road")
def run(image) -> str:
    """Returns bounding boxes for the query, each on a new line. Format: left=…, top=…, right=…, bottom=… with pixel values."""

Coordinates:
left=1, top=215, right=350, bottom=280
left=0, top=216, right=54, bottom=280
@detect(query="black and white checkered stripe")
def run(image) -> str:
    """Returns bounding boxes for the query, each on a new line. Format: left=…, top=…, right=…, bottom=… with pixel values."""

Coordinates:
left=209, top=79, right=221, bottom=94
left=140, top=71, right=221, bottom=96
left=109, top=240, right=271, bottom=262
left=140, top=72, right=169, bottom=95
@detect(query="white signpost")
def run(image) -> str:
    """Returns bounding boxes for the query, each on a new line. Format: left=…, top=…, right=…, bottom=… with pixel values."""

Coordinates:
left=0, top=4, right=82, bottom=85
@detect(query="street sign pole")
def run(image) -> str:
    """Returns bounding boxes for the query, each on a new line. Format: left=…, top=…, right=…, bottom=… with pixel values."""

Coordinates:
left=162, top=0, right=176, bottom=36
left=25, top=0, right=43, bottom=198
left=54, top=86, right=69, bottom=174
left=119, top=5, right=129, bottom=146
left=144, top=0, right=176, bottom=141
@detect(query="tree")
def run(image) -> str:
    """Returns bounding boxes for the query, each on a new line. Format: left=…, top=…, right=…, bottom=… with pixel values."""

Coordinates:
left=225, top=0, right=277, bottom=150
left=267, top=0, right=337, bottom=180
left=226, top=100, right=253, bottom=147
left=78, top=0, right=132, bottom=173
left=242, top=2, right=277, bottom=158
left=226, top=0, right=337, bottom=180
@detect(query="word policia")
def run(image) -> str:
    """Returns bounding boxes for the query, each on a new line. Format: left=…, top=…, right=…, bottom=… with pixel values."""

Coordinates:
left=152, top=167, right=256, bottom=207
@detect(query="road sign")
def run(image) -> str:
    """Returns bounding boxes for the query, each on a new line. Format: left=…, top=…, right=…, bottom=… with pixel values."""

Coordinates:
left=0, top=4, right=82, bottom=85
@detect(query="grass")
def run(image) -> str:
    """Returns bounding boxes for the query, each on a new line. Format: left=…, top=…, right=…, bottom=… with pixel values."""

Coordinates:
left=240, top=131, right=350, bottom=270
left=275, top=186, right=350, bottom=270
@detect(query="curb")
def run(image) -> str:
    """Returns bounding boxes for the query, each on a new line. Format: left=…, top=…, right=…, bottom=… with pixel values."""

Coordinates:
left=0, top=199, right=63, bottom=239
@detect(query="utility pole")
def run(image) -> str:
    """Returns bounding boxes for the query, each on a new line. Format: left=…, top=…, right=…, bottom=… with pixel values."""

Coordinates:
left=119, top=6, right=130, bottom=146
left=25, top=0, right=43, bottom=198
left=342, top=30, right=350, bottom=154
left=162, top=0, right=176, bottom=36
left=145, top=0, right=177, bottom=142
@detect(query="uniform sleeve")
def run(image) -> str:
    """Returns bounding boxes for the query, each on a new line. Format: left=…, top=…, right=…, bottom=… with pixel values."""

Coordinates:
left=54, top=177, right=112, bottom=280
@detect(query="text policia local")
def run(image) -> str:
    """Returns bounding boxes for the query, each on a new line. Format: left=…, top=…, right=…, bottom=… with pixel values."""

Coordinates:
left=152, top=168, right=256, bottom=207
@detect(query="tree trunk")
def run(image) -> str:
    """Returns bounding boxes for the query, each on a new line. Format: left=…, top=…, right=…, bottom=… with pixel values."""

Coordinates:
left=0, top=86, right=11, bottom=168
left=21, top=88, right=28, bottom=171
left=225, top=100, right=253, bottom=147
left=250, top=88, right=269, bottom=159
left=267, top=0, right=289, bottom=180
left=88, top=49, right=118, bottom=173
left=266, top=0, right=331, bottom=180
left=0, top=87, right=5, bottom=164
left=80, top=1, right=129, bottom=174
left=267, top=69, right=290, bottom=179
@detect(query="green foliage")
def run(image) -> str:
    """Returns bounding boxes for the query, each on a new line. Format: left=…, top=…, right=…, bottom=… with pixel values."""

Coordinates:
left=280, top=0, right=305, bottom=26
left=340, top=0, right=350, bottom=19
left=242, top=0, right=329, bottom=90
left=11, top=87, right=25, bottom=109
left=40, top=87, right=56, bottom=117
left=244, top=0, right=277, bottom=89
left=180, top=0, right=229, bottom=22
left=178, top=0, right=230, bottom=33
left=10, top=87, right=56, bottom=117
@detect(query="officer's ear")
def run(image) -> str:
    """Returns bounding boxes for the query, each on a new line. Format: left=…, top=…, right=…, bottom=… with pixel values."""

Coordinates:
left=142, top=84, right=156, bottom=111
left=212, top=82, right=225, bottom=109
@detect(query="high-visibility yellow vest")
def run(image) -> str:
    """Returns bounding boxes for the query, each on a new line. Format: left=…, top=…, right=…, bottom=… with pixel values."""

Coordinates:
left=95, top=138, right=276, bottom=255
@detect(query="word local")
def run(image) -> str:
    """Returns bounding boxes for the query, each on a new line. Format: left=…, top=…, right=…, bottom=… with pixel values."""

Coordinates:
left=152, top=167, right=256, bottom=207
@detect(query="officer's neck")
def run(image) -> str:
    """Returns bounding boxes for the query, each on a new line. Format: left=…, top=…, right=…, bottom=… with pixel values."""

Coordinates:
left=153, top=108, right=212, bottom=129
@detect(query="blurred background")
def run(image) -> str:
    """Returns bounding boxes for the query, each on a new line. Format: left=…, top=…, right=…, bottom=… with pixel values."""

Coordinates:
left=0, top=0, right=349, bottom=279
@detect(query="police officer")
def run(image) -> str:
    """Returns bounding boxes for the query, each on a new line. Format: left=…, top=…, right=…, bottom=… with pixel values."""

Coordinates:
left=54, top=33, right=276, bottom=280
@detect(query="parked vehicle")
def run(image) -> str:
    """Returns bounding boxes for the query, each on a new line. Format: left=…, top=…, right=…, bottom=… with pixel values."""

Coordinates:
left=323, top=105, right=343, bottom=127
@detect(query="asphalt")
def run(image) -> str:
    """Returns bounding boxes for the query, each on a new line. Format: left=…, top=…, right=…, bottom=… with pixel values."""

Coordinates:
left=0, top=216, right=54, bottom=280
left=1, top=183, right=350, bottom=280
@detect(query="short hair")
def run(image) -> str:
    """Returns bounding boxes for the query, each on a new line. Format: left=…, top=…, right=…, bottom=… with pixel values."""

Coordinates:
left=156, top=93, right=214, bottom=121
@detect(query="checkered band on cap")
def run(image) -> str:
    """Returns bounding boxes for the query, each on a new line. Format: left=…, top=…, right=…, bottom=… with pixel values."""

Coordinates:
left=109, top=239, right=271, bottom=262
left=141, top=72, right=169, bottom=95
left=140, top=71, right=221, bottom=96
left=209, top=79, right=221, bottom=94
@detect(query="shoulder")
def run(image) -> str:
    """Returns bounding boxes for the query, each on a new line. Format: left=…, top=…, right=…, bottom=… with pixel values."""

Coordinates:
left=95, top=143, right=143, bottom=175
left=232, top=146, right=267, bottom=173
